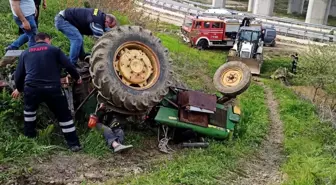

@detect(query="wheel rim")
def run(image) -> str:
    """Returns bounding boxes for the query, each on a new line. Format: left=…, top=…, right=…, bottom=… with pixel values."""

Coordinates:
left=220, top=67, right=243, bottom=87
left=113, top=41, right=160, bottom=90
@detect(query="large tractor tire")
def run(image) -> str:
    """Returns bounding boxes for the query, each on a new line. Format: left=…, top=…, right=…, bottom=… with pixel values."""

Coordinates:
left=213, top=61, right=251, bottom=97
left=90, top=26, right=173, bottom=112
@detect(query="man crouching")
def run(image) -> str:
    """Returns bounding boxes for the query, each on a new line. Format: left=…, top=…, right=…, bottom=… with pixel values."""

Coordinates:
left=12, top=32, right=82, bottom=152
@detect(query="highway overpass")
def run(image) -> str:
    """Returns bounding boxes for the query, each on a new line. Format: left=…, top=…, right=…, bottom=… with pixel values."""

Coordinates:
left=142, top=0, right=336, bottom=43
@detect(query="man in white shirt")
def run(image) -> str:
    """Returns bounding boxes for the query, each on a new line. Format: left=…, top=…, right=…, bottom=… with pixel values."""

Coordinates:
left=6, top=0, right=38, bottom=52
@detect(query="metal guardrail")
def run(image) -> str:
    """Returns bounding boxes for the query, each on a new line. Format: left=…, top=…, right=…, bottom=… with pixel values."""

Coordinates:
left=186, top=0, right=336, bottom=30
left=180, top=0, right=336, bottom=34
left=136, top=6, right=185, bottom=26
left=178, top=0, right=246, bottom=9
left=142, top=0, right=336, bottom=43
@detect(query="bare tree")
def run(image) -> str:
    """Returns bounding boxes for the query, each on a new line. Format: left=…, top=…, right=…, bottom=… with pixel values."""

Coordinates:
left=299, top=44, right=336, bottom=102
left=299, top=44, right=336, bottom=127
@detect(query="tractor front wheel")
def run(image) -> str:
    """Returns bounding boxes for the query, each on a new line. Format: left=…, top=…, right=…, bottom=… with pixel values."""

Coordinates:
left=213, top=61, right=251, bottom=97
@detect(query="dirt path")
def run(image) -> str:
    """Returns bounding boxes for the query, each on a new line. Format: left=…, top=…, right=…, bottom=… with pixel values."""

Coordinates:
left=4, top=138, right=166, bottom=185
left=229, top=81, right=285, bottom=185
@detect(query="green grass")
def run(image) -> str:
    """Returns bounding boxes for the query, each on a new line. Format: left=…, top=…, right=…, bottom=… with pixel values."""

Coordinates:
left=0, top=0, right=236, bottom=167
left=156, top=33, right=228, bottom=92
left=0, top=0, right=119, bottom=167
left=109, top=83, right=270, bottom=185
left=261, top=56, right=291, bottom=78
left=157, top=33, right=227, bottom=74
left=0, top=0, right=228, bottom=165
left=0, top=1, right=313, bottom=185
left=0, top=0, right=96, bottom=56
left=264, top=80, right=336, bottom=185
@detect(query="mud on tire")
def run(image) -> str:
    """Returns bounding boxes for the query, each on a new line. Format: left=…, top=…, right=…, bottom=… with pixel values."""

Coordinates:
left=90, top=26, right=173, bottom=112
left=213, top=61, right=251, bottom=97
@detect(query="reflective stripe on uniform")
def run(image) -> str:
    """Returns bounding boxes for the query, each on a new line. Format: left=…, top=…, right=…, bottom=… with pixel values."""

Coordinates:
left=24, top=116, right=36, bottom=122
left=59, top=120, right=74, bottom=127
left=24, top=111, right=36, bottom=115
left=62, top=127, right=76, bottom=133
left=59, top=10, right=65, bottom=16
left=93, top=8, right=98, bottom=16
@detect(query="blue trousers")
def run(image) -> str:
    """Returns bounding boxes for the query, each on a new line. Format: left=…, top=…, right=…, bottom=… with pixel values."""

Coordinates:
left=54, top=14, right=85, bottom=64
left=23, top=85, right=80, bottom=147
left=96, top=123, right=125, bottom=148
left=10, top=15, right=37, bottom=49
left=18, top=4, right=40, bottom=36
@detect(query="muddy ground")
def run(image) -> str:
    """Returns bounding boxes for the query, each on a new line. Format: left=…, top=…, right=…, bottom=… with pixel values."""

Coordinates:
left=291, top=86, right=335, bottom=107
left=264, top=41, right=306, bottom=59
left=2, top=137, right=169, bottom=185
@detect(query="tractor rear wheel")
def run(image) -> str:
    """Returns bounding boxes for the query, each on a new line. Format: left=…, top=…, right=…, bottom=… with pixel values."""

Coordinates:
left=213, top=61, right=251, bottom=97
left=90, top=26, right=173, bottom=112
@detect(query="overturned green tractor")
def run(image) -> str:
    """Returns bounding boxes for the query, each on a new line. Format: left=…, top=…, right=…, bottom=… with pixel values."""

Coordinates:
left=79, top=26, right=252, bottom=146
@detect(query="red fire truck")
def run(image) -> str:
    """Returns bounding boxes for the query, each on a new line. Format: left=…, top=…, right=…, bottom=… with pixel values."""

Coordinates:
left=181, top=15, right=262, bottom=49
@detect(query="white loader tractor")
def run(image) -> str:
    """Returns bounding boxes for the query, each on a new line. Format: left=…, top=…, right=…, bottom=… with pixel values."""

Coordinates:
left=227, top=18, right=264, bottom=75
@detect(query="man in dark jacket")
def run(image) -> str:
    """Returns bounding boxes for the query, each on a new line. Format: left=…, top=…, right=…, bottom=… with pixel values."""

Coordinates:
left=11, top=32, right=82, bottom=152
left=291, top=53, right=298, bottom=74
left=54, top=8, right=117, bottom=64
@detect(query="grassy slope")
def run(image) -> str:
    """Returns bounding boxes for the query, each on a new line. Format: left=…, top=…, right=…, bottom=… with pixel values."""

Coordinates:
left=0, top=0, right=101, bottom=164
left=4, top=0, right=334, bottom=184
left=264, top=80, right=336, bottom=185
left=113, top=9, right=272, bottom=185
left=113, top=83, right=269, bottom=185
left=0, top=0, right=95, bottom=56
left=156, top=33, right=227, bottom=92
left=258, top=52, right=336, bottom=184
left=0, top=1, right=271, bottom=183
left=261, top=56, right=290, bottom=79
left=0, top=1, right=272, bottom=184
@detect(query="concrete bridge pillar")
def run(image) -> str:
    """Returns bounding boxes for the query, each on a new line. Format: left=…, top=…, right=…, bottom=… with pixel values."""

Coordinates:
left=287, top=0, right=305, bottom=14
left=212, top=0, right=226, bottom=8
left=329, top=0, right=336, bottom=16
left=248, top=0, right=254, bottom=12
left=305, top=0, right=332, bottom=25
left=252, top=0, right=275, bottom=16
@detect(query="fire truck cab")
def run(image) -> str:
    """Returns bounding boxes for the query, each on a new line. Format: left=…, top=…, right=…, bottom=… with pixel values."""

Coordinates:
left=181, top=15, right=262, bottom=49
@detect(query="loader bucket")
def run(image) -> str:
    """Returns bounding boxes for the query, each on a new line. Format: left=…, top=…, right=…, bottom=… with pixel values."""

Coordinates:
left=227, top=56, right=262, bottom=75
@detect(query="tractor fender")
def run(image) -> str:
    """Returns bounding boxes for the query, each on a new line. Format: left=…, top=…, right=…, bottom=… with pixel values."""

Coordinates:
left=195, top=37, right=210, bottom=46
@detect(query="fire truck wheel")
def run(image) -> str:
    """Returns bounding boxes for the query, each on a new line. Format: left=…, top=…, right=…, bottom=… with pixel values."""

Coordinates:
left=213, top=61, right=251, bottom=97
left=197, top=39, right=209, bottom=50
left=89, top=26, right=173, bottom=112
